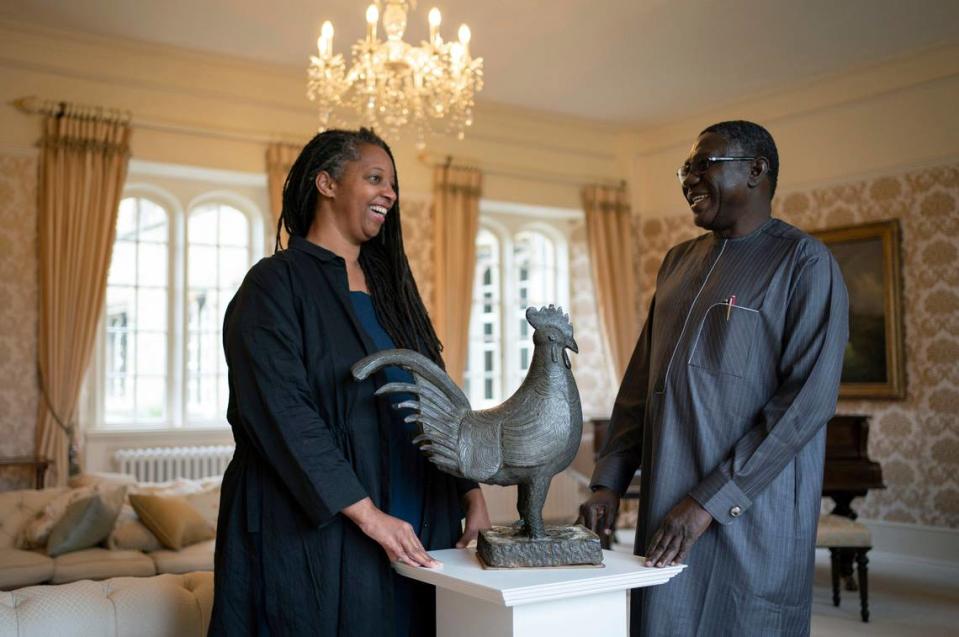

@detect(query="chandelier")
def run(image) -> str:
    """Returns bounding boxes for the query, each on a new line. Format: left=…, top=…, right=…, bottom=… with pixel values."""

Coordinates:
left=307, top=1, right=484, bottom=148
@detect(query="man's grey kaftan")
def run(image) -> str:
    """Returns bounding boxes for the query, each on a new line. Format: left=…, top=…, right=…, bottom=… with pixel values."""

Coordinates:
left=592, top=218, right=848, bottom=636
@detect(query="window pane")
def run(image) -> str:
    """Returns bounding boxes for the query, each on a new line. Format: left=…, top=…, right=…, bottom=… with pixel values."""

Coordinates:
left=108, top=242, right=136, bottom=286
left=186, top=203, right=253, bottom=426
left=107, top=286, right=136, bottom=328
left=189, top=206, right=218, bottom=245
left=104, top=197, right=170, bottom=425
left=187, top=374, right=219, bottom=421
left=137, top=288, right=167, bottom=331
left=466, top=228, right=501, bottom=408
left=136, top=333, right=167, bottom=376
left=219, top=207, right=249, bottom=247
left=136, top=376, right=166, bottom=421
left=138, top=243, right=167, bottom=286
left=218, top=247, right=248, bottom=292
left=138, top=200, right=168, bottom=243
left=189, top=245, right=218, bottom=289
left=105, top=372, right=134, bottom=420
left=116, top=199, right=137, bottom=241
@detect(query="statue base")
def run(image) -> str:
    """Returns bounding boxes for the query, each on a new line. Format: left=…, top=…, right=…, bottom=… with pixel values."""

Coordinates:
left=476, top=524, right=604, bottom=568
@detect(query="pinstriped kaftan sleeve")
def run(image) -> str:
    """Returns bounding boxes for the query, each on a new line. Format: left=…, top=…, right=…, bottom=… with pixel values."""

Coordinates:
left=688, top=247, right=849, bottom=524
left=590, top=296, right=656, bottom=496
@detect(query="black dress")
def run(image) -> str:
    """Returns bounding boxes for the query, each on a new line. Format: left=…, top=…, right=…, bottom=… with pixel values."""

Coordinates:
left=209, top=236, right=476, bottom=636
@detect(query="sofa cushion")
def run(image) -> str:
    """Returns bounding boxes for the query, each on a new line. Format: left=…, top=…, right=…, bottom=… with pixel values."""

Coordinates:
left=108, top=504, right=163, bottom=552
left=18, top=484, right=125, bottom=550
left=0, top=572, right=213, bottom=637
left=150, top=539, right=215, bottom=574
left=51, top=548, right=156, bottom=584
left=130, top=494, right=214, bottom=550
left=0, top=549, right=54, bottom=590
left=68, top=471, right=139, bottom=490
left=47, top=487, right=127, bottom=557
left=185, top=487, right=221, bottom=528
left=0, top=488, right=68, bottom=550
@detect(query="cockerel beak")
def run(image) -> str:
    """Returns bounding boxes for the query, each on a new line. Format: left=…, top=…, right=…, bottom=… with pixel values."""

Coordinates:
left=567, top=338, right=579, bottom=354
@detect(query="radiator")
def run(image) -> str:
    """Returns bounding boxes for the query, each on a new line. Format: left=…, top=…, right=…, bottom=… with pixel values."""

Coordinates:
left=113, top=445, right=235, bottom=483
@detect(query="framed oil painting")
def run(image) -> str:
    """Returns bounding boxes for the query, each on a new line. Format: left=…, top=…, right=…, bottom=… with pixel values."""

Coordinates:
left=813, top=219, right=905, bottom=399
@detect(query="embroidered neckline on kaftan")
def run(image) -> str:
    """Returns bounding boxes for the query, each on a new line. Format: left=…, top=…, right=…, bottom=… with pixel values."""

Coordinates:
left=660, top=239, right=728, bottom=392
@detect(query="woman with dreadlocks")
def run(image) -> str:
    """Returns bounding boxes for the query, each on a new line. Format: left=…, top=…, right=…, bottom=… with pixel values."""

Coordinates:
left=210, top=128, right=490, bottom=637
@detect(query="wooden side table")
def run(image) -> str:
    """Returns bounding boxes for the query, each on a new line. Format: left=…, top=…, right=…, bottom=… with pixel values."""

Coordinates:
left=0, top=457, right=51, bottom=489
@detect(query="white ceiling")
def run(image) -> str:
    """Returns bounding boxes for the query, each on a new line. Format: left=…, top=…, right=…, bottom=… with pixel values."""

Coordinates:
left=4, top=0, right=959, bottom=126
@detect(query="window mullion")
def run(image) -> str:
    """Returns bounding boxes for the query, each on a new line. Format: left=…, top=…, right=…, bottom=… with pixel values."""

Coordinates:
left=171, top=206, right=184, bottom=428
left=501, top=234, right=515, bottom=398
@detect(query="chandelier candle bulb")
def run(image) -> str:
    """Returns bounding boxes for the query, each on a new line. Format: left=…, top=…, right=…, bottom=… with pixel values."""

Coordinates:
left=319, top=21, right=334, bottom=58
left=366, top=4, right=378, bottom=41
left=458, top=24, right=471, bottom=47
left=429, top=8, right=441, bottom=44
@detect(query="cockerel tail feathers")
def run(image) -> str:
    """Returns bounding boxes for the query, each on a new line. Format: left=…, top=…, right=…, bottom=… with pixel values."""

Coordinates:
left=350, top=348, right=503, bottom=482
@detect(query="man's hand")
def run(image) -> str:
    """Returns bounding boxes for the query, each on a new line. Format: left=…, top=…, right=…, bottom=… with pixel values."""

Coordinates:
left=576, top=487, right=620, bottom=548
left=342, top=497, right=441, bottom=568
left=456, top=487, right=492, bottom=548
left=644, top=496, right=712, bottom=567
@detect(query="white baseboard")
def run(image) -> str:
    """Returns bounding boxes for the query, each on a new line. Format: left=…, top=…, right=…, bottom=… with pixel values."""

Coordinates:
left=861, top=518, right=959, bottom=566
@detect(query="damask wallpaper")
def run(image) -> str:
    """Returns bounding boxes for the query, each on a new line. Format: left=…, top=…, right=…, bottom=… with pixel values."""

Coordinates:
left=0, top=154, right=39, bottom=490
left=636, top=163, right=959, bottom=529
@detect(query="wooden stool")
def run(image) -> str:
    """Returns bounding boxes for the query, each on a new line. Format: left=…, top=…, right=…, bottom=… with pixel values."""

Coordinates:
left=816, top=513, right=872, bottom=622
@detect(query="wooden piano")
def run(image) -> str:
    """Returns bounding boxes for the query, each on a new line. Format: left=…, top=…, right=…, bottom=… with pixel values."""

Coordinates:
left=823, top=414, right=885, bottom=591
left=823, top=414, right=885, bottom=519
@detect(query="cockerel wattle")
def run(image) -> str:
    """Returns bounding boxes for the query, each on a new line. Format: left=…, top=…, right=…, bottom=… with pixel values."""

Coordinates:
left=351, top=305, right=582, bottom=539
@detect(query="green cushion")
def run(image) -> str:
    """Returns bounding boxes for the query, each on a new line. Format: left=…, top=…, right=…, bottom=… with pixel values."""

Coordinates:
left=47, top=487, right=126, bottom=557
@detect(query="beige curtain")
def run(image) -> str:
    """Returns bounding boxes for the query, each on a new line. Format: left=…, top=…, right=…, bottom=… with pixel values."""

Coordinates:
left=431, top=164, right=482, bottom=386
left=582, top=184, right=639, bottom=379
left=265, top=142, right=302, bottom=250
left=36, top=105, right=132, bottom=485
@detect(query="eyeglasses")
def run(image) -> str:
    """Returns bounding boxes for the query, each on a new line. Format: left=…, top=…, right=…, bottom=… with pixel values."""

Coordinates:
left=677, top=156, right=757, bottom=184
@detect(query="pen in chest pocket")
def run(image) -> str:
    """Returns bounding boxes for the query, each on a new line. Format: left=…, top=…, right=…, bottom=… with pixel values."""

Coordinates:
left=725, top=295, right=736, bottom=321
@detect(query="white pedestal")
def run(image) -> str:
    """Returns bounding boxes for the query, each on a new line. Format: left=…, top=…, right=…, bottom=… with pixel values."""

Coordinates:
left=394, top=549, right=686, bottom=637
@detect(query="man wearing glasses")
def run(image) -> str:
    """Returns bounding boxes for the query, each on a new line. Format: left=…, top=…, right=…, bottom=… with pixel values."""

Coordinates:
left=580, top=121, right=848, bottom=635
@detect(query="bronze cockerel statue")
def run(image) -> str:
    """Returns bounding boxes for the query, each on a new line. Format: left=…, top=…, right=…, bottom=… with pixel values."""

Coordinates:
left=352, top=305, right=584, bottom=542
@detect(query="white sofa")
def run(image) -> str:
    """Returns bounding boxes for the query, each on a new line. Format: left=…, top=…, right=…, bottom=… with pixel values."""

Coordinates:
left=0, top=484, right=215, bottom=590
left=0, top=571, right=213, bottom=637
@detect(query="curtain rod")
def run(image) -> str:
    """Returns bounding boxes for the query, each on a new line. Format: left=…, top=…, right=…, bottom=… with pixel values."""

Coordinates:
left=13, top=96, right=132, bottom=125
left=13, top=95, right=303, bottom=146
left=417, top=150, right=626, bottom=189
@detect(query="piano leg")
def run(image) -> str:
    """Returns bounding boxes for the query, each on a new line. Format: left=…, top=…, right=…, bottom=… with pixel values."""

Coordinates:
left=829, top=549, right=841, bottom=607
left=856, top=549, right=870, bottom=622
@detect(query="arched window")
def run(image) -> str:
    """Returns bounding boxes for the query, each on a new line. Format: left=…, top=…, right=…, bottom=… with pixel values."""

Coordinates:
left=465, top=207, right=570, bottom=407
left=97, top=182, right=264, bottom=430
left=186, top=203, right=253, bottom=423
left=465, top=228, right=501, bottom=408
left=512, top=231, right=556, bottom=384
left=104, top=197, right=171, bottom=424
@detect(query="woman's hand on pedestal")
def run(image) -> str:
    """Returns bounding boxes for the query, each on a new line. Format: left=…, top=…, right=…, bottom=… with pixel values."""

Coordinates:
left=343, top=497, right=441, bottom=568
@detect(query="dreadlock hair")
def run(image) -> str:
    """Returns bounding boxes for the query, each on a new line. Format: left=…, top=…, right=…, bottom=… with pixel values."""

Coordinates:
left=276, top=128, right=444, bottom=366
left=701, top=120, right=780, bottom=199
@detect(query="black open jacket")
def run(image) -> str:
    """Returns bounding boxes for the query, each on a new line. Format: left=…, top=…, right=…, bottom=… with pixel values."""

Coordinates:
left=209, top=236, right=476, bottom=636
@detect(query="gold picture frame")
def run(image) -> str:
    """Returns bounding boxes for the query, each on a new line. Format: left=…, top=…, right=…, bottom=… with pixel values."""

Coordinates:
left=813, top=219, right=905, bottom=399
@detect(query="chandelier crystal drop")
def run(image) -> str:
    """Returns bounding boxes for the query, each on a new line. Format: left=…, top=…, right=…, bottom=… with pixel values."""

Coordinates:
left=307, top=1, right=484, bottom=148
